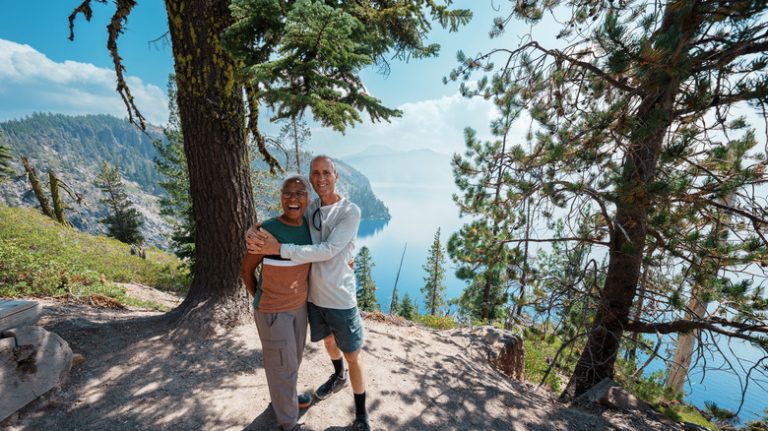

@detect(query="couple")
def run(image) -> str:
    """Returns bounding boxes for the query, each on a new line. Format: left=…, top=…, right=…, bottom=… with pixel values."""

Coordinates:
left=241, top=155, right=369, bottom=431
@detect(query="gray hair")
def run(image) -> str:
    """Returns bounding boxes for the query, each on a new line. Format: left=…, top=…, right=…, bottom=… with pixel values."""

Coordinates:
left=281, top=173, right=311, bottom=191
left=310, top=154, right=337, bottom=174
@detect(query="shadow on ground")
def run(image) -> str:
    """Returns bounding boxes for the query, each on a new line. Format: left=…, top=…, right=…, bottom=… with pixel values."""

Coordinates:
left=12, top=305, right=268, bottom=430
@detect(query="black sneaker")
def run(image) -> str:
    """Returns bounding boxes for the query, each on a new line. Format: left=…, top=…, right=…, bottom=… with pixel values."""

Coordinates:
left=313, top=371, right=348, bottom=400
left=298, top=391, right=313, bottom=409
left=351, top=415, right=370, bottom=431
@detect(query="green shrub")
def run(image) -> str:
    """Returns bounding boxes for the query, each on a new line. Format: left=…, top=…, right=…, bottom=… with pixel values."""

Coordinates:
left=414, top=313, right=458, bottom=330
left=523, top=334, right=566, bottom=392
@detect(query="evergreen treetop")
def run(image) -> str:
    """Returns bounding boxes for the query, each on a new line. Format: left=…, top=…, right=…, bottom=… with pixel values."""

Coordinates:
left=399, top=293, right=417, bottom=320
left=422, top=228, right=447, bottom=316
left=95, top=161, right=144, bottom=245
left=355, top=245, right=380, bottom=312
left=222, top=0, right=472, bottom=132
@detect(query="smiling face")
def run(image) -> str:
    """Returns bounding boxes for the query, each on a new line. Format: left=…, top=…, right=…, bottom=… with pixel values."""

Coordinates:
left=280, top=179, right=309, bottom=225
left=310, top=157, right=339, bottom=204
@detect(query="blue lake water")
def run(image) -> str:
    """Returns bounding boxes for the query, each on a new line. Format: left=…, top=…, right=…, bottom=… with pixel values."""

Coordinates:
left=356, top=182, right=767, bottom=424
left=356, top=183, right=467, bottom=310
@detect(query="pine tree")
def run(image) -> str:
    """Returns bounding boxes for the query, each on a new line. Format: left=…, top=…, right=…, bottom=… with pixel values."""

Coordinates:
left=222, top=0, right=472, bottom=134
left=354, top=246, right=379, bottom=312
left=154, top=77, right=195, bottom=267
left=448, top=118, right=522, bottom=323
left=399, top=294, right=417, bottom=320
left=95, top=162, right=144, bottom=244
left=421, top=228, right=447, bottom=316
left=0, top=131, right=14, bottom=182
left=20, top=156, right=53, bottom=219
left=389, top=291, right=399, bottom=316
left=48, top=169, right=71, bottom=226
left=276, top=117, right=310, bottom=173
left=71, top=0, right=470, bottom=328
left=451, top=0, right=768, bottom=399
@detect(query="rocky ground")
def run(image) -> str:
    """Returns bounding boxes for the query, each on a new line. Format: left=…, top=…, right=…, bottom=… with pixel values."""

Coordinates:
left=2, top=285, right=693, bottom=430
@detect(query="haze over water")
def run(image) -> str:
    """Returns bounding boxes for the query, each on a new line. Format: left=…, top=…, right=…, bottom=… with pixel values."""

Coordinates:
left=356, top=182, right=466, bottom=311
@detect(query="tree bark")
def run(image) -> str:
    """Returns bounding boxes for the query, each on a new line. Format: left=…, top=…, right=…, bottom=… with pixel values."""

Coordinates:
left=665, top=290, right=708, bottom=392
left=21, top=157, right=54, bottom=219
left=561, top=1, right=703, bottom=399
left=626, top=248, right=653, bottom=362
left=48, top=170, right=69, bottom=226
left=481, top=277, right=492, bottom=322
left=164, top=0, right=255, bottom=333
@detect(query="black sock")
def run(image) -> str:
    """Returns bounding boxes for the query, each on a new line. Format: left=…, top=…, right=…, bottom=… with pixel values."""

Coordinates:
left=332, top=358, right=344, bottom=377
left=354, top=392, right=367, bottom=418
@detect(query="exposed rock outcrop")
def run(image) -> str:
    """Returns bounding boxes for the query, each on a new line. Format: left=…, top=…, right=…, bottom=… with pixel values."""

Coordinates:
left=0, top=326, right=73, bottom=422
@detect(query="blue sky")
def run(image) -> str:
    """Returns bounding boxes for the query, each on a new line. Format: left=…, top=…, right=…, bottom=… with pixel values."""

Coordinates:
left=0, top=1, right=551, bottom=157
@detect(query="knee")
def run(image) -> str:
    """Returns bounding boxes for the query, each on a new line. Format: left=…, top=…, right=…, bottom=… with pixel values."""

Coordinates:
left=324, top=335, right=336, bottom=346
left=343, top=350, right=361, bottom=366
left=323, top=335, right=339, bottom=352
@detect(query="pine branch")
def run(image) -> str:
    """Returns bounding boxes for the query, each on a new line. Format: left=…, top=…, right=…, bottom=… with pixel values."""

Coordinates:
left=69, top=0, right=146, bottom=130
left=501, top=237, right=610, bottom=246
left=245, top=85, right=282, bottom=174
left=626, top=316, right=768, bottom=343
left=692, top=39, right=768, bottom=74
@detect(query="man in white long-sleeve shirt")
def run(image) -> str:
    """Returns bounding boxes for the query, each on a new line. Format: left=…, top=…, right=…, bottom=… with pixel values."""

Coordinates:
left=246, top=155, right=370, bottom=431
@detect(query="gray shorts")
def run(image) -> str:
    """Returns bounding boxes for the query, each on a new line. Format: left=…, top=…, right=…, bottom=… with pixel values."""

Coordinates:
left=307, top=302, right=364, bottom=353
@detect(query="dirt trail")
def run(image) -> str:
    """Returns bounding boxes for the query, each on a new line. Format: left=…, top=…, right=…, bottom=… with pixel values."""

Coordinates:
left=3, top=296, right=685, bottom=431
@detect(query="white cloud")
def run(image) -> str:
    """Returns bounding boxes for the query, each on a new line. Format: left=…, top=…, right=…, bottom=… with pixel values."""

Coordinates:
left=0, top=39, right=168, bottom=125
left=294, top=89, right=532, bottom=158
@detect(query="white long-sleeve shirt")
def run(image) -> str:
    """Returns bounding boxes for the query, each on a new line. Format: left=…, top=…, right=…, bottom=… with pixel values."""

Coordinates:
left=279, top=197, right=360, bottom=309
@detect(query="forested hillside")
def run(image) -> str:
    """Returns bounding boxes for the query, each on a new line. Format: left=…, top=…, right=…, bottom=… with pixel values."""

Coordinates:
left=1, top=113, right=164, bottom=192
left=0, top=114, right=168, bottom=246
left=0, top=113, right=389, bottom=248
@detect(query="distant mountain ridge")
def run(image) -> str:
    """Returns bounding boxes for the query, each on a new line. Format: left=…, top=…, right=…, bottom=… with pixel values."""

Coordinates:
left=1, top=113, right=169, bottom=246
left=0, top=113, right=389, bottom=248
left=2, top=113, right=165, bottom=189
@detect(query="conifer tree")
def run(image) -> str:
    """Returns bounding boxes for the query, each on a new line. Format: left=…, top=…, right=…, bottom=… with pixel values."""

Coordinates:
left=0, top=132, right=14, bottom=182
left=20, top=156, right=53, bottom=219
left=389, top=291, right=399, bottom=316
left=452, top=0, right=768, bottom=399
left=95, top=162, right=144, bottom=244
left=48, top=169, right=71, bottom=226
left=276, top=117, right=310, bottom=173
left=222, top=0, right=472, bottom=134
left=154, top=77, right=195, bottom=268
left=448, top=108, right=524, bottom=323
left=422, top=228, right=447, bottom=316
left=355, top=246, right=379, bottom=312
left=399, top=294, right=417, bottom=320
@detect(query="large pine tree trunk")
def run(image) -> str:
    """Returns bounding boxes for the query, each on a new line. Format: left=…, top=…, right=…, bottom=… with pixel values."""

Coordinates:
left=164, top=0, right=255, bottom=333
left=560, top=1, right=702, bottom=401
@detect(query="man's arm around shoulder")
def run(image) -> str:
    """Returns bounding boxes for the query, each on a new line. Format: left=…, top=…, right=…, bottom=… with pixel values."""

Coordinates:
left=281, top=203, right=361, bottom=263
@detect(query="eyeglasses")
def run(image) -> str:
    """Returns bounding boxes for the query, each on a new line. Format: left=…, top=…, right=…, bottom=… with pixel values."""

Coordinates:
left=312, top=208, right=322, bottom=231
left=281, top=190, right=308, bottom=199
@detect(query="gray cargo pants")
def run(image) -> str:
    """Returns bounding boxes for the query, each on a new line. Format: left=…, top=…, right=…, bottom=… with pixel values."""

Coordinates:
left=254, top=305, right=308, bottom=431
